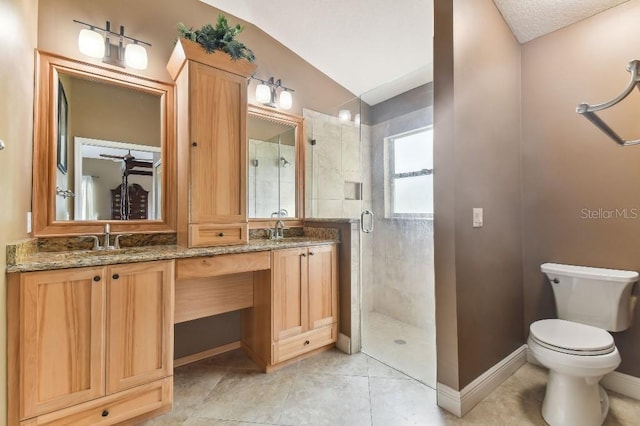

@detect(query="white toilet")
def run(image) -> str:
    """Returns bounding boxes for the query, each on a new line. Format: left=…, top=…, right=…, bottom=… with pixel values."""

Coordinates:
left=528, top=262, right=638, bottom=426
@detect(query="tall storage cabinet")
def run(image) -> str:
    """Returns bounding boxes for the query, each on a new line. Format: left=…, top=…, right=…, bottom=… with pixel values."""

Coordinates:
left=167, top=39, right=257, bottom=248
left=8, top=260, right=174, bottom=425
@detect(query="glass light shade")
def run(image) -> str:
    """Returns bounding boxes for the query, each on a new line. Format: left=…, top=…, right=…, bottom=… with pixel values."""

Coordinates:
left=338, top=109, right=352, bottom=122
left=78, top=28, right=105, bottom=59
left=125, top=43, right=148, bottom=70
left=354, top=113, right=361, bottom=126
left=279, top=90, right=293, bottom=110
left=255, top=83, right=271, bottom=104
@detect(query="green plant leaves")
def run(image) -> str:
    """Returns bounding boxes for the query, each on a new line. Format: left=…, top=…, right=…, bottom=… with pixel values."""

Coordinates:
left=176, top=15, right=255, bottom=62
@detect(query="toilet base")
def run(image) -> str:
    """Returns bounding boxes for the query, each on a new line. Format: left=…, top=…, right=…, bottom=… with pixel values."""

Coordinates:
left=541, top=370, right=609, bottom=426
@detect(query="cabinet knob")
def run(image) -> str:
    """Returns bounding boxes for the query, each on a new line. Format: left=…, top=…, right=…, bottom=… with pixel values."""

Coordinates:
left=112, top=274, right=119, bottom=280
left=304, top=340, right=310, bottom=345
left=192, top=142, right=198, bottom=147
left=101, top=410, right=109, bottom=417
left=309, top=252, right=315, bottom=256
left=301, top=253, right=306, bottom=257
left=218, top=232, right=224, bottom=237
left=93, top=276, right=101, bottom=282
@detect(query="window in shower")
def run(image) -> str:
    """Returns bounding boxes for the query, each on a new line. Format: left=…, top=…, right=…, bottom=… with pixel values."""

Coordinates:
left=385, top=126, right=434, bottom=217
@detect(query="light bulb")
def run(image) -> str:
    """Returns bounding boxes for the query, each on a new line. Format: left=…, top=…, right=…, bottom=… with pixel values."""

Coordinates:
left=125, top=43, right=148, bottom=70
left=338, top=109, right=352, bottom=122
left=279, top=90, right=293, bottom=110
left=255, top=83, right=271, bottom=104
left=78, top=28, right=105, bottom=59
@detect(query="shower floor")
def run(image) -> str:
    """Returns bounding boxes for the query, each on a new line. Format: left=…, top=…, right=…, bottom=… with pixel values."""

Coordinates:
left=361, top=311, right=436, bottom=388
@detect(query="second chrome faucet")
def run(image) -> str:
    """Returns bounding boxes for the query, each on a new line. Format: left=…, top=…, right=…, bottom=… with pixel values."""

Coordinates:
left=266, top=220, right=286, bottom=240
left=82, top=224, right=131, bottom=250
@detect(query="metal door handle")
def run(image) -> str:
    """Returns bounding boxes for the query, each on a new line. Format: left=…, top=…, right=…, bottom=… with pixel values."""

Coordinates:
left=361, top=210, right=374, bottom=233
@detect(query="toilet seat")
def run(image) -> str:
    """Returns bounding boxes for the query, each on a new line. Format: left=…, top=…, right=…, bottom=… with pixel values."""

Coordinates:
left=530, top=319, right=615, bottom=356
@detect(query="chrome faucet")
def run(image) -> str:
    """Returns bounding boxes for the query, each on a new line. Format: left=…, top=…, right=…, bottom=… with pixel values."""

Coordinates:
left=271, top=208, right=288, bottom=218
left=113, top=233, right=131, bottom=249
left=81, top=224, right=131, bottom=250
left=269, top=220, right=286, bottom=240
left=103, top=223, right=112, bottom=249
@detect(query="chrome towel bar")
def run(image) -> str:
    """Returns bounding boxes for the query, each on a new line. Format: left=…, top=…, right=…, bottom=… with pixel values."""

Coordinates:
left=577, top=60, right=640, bottom=146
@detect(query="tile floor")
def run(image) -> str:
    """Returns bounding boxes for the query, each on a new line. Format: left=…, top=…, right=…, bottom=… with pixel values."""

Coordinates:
left=143, top=348, right=640, bottom=425
left=361, top=311, right=436, bottom=387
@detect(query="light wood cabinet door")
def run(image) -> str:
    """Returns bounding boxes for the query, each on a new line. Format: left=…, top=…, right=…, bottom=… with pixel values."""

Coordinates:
left=189, top=62, right=247, bottom=224
left=307, top=245, right=338, bottom=330
left=20, top=267, right=106, bottom=419
left=272, top=247, right=308, bottom=341
left=168, top=39, right=256, bottom=248
left=106, top=261, right=174, bottom=394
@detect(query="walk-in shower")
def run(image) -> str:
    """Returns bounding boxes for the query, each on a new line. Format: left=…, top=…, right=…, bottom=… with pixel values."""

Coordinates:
left=303, top=80, right=435, bottom=386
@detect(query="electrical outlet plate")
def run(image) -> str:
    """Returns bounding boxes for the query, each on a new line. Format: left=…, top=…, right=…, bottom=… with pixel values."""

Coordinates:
left=473, top=208, right=483, bottom=228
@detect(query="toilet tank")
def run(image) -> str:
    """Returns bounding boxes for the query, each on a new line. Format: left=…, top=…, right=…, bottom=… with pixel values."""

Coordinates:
left=541, top=263, right=638, bottom=332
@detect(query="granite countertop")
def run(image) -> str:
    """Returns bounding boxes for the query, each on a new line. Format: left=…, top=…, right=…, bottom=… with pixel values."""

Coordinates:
left=7, top=236, right=339, bottom=273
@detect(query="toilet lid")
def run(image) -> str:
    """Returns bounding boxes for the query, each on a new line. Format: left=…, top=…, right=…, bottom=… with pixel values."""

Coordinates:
left=530, top=319, right=615, bottom=355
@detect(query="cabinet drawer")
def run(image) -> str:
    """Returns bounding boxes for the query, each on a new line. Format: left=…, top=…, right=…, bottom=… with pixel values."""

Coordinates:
left=175, top=272, right=254, bottom=323
left=273, top=324, right=337, bottom=364
left=176, top=251, right=271, bottom=280
left=189, top=223, right=248, bottom=247
left=23, top=378, right=172, bottom=426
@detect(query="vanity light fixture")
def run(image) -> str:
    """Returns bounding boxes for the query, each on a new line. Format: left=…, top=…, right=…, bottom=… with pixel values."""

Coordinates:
left=251, top=76, right=295, bottom=110
left=279, top=90, right=293, bottom=110
left=73, top=20, right=151, bottom=70
left=338, top=109, right=352, bottom=122
left=78, top=27, right=105, bottom=59
left=255, top=82, right=271, bottom=104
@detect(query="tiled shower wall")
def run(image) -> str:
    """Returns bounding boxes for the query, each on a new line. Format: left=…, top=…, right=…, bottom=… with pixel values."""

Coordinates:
left=367, top=107, right=434, bottom=330
left=303, top=109, right=372, bottom=220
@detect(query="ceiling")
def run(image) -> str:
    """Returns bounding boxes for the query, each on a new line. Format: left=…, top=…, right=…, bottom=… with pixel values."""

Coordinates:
left=493, top=0, right=631, bottom=43
left=200, top=0, right=433, bottom=106
left=200, top=0, right=630, bottom=105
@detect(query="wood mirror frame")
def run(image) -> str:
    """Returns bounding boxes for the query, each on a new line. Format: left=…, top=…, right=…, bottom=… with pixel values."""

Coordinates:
left=32, top=51, right=176, bottom=236
left=247, top=104, right=305, bottom=228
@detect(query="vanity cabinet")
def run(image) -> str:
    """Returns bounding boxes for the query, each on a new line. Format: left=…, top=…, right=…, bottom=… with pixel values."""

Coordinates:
left=167, top=39, right=257, bottom=248
left=8, top=260, right=174, bottom=425
left=272, top=245, right=339, bottom=363
left=243, top=244, right=338, bottom=368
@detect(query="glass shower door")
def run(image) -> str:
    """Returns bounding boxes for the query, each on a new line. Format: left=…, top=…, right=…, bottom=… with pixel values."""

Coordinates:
left=301, top=87, right=435, bottom=386
left=358, top=88, right=436, bottom=387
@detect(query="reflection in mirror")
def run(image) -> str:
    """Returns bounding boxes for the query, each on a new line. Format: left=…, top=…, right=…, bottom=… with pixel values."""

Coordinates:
left=247, top=114, right=297, bottom=219
left=55, top=72, right=161, bottom=221
left=72, top=138, right=161, bottom=221
left=33, top=51, right=175, bottom=236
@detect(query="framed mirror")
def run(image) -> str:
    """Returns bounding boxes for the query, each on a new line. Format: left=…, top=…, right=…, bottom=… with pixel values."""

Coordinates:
left=33, top=51, right=176, bottom=236
left=247, top=105, right=304, bottom=224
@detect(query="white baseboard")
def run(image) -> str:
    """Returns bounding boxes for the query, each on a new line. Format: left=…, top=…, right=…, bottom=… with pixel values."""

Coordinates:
left=601, top=371, right=640, bottom=400
left=336, top=333, right=351, bottom=354
left=437, top=382, right=463, bottom=417
left=526, top=348, right=540, bottom=365
left=437, top=344, right=528, bottom=417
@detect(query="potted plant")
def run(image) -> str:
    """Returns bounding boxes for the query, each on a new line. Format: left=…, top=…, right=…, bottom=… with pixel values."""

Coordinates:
left=177, top=15, right=255, bottom=62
